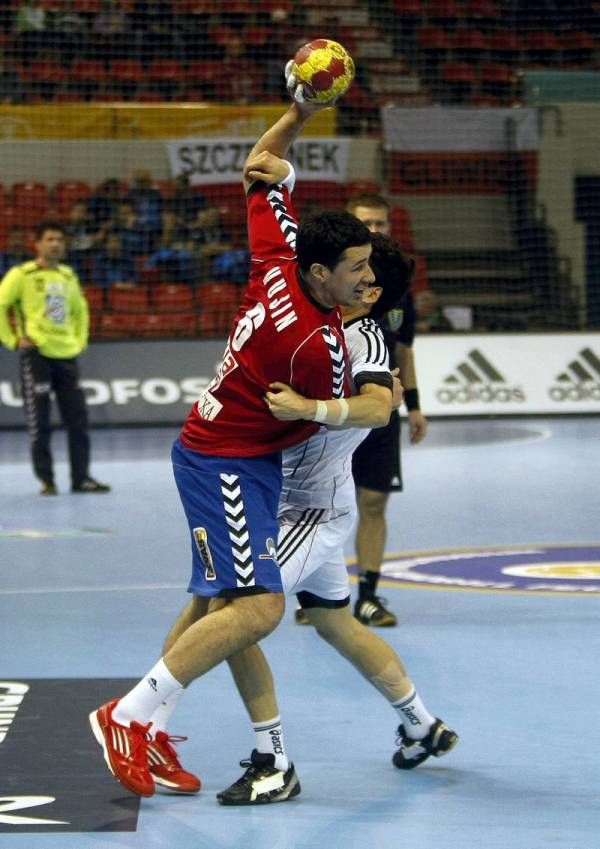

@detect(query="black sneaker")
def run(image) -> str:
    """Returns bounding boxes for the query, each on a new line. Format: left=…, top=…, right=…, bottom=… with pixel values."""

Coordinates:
left=392, top=719, right=459, bottom=770
left=40, top=481, right=58, bottom=496
left=72, top=477, right=111, bottom=494
left=354, top=596, right=397, bottom=627
left=217, top=750, right=301, bottom=806
left=294, top=608, right=310, bottom=625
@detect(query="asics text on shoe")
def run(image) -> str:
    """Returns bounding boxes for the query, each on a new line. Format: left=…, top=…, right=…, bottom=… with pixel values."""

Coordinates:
left=148, top=731, right=201, bottom=793
left=89, top=699, right=155, bottom=796
left=217, top=750, right=301, bottom=805
left=393, top=718, right=459, bottom=770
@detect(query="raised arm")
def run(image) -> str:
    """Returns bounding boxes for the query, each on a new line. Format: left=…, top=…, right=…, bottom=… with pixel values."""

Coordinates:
left=242, top=102, right=326, bottom=194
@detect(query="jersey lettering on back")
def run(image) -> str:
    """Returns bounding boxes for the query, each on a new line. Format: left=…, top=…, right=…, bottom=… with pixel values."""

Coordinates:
left=181, top=178, right=349, bottom=458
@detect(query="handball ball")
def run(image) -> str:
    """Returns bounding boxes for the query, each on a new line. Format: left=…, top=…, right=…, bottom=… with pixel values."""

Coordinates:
left=289, top=39, right=355, bottom=104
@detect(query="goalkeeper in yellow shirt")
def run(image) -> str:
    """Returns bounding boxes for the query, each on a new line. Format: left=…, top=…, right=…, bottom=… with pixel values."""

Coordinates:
left=0, top=220, right=110, bottom=496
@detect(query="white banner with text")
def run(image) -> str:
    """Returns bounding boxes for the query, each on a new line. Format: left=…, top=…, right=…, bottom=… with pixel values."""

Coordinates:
left=165, top=136, right=351, bottom=185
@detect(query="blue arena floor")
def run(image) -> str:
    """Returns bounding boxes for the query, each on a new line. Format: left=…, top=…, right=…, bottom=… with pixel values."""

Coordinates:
left=0, top=417, right=599, bottom=849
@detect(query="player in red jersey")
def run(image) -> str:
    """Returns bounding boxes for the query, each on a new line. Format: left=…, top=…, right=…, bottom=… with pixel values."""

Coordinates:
left=89, top=100, right=376, bottom=797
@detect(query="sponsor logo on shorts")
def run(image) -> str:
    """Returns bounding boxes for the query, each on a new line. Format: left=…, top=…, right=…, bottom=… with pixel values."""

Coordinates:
left=359, top=545, right=600, bottom=594
left=193, top=527, right=216, bottom=580
left=259, top=537, right=277, bottom=561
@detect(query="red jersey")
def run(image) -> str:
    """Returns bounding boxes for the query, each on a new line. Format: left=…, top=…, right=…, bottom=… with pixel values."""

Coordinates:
left=181, top=176, right=348, bottom=457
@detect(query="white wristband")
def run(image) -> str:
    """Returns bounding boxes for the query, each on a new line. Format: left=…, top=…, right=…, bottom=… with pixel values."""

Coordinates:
left=313, top=400, right=328, bottom=423
left=336, top=398, right=349, bottom=425
left=313, top=398, right=350, bottom=426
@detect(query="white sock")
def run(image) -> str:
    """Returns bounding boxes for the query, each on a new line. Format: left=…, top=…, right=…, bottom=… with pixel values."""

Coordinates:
left=253, top=716, right=289, bottom=771
left=113, top=659, right=183, bottom=727
left=149, top=686, right=185, bottom=735
left=392, top=688, right=436, bottom=740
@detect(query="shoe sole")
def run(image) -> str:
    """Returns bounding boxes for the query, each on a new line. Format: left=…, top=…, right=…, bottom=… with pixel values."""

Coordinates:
left=88, top=710, right=154, bottom=797
left=393, top=731, right=459, bottom=770
left=150, top=773, right=201, bottom=794
left=217, top=775, right=301, bottom=806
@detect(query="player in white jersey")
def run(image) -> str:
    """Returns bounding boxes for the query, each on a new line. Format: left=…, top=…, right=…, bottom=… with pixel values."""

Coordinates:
left=216, top=232, right=459, bottom=804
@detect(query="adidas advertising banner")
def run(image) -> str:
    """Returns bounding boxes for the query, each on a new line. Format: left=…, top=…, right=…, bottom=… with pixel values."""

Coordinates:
left=166, top=137, right=351, bottom=185
left=416, top=333, right=600, bottom=415
left=1, top=335, right=599, bottom=427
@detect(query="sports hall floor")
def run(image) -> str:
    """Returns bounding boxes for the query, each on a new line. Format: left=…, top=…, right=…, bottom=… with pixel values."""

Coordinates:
left=1, top=416, right=598, bottom=849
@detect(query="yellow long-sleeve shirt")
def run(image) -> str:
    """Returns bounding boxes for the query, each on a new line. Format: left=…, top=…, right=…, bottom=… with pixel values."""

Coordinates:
left=0, top=261, right=89, bottom=359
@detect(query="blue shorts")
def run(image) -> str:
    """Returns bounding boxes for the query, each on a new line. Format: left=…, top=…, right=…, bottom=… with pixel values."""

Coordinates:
left=172, top=438, right=283, bottom=598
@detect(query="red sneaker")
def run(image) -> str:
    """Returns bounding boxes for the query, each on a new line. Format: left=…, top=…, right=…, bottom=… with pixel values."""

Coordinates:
left=89, top=699, right=155, bottom=797
left=147, top=731, right=202, bottom=793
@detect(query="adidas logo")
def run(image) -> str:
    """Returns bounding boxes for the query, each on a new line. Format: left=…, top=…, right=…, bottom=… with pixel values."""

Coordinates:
left=436, top=349, right=525, bottom=404
left=147, top=677, right=158, bottom=692
left=549, top=347, right=600, bottom=402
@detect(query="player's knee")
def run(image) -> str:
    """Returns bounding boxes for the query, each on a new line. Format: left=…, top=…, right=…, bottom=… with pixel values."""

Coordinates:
left=244, top=592, right=285, bottom=640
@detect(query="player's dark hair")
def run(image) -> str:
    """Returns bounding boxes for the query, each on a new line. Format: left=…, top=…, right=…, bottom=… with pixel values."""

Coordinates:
left=296, top=209, right=371, bottom=272
left=368, top=232, right=414, bottom=319
left=34, top=220, right=66, bottom=239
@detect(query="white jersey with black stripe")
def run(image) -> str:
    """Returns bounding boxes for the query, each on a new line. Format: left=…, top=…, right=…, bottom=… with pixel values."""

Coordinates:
left=279, top=316, right=391, bottom=512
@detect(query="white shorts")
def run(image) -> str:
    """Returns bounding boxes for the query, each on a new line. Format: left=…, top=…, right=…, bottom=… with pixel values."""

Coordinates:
left=276, top=505, right=356, bottom=604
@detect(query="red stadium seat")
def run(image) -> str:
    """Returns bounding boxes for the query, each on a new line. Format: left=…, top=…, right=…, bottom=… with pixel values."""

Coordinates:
left=83, top=285, right=105, bottom=311
left=98, top=312, right=136, bottom=338
left=561, top=31, right=596, bottom=66
left=148, top=60, right=185, bottom=84
left=346, top=180, right=383, bottom=198
left=390, top=205, right=416, bottom=251
left=198, top=281, right=240, bottom=311
left=11, top=182, right=50, bottom=226
left=439, top=62, right=478, bottom=102
left=110, top=60, right=145, bottom=83
left=153, top=284, right=195, bottom=311
left=197, top=310, right=235, bottom=338
left=487, top=31, right=524, bottom=63
left=53, top=180, right=92, bottom=216
left=411, top=254, right=430, bottom=294
left=184, top=60, right=223, bottom=85
left=135, top=312, right=197, bottom=338
left=293, top=181, right=347, bottom=216
left=107, top=286, right=150, bottom=312
left=70, top=59, right=108, bottom=85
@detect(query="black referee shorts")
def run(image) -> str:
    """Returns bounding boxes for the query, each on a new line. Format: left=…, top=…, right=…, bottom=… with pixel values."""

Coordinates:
left=352, top=409, right=403, bottom=493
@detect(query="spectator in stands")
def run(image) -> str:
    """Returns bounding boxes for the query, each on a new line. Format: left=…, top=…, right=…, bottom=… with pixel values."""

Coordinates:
left=143, top=209, right=196, bottom=285
left=170, top=173, right=208, bottom=226
left=114, top=200, right=148, bottom=258
left=125, top=170, right=163, bottom=252
left=0, top=50, right=26, bottom=103
left=131, top=0, right=183, bottom=63
left=92, top=0, right=129, bottom=59
left=64, top=200, right=97, bottom=280
left=14, top=0, right=47, bottom=58
left=50, top=0, right=87, bottom=63
left=414, top=289, right=454, bottom=333
left=87, top=178, right=123, bottom=232
left=91, top=231, right=137, bottom=289
left=0, top=226, right=32, bottom=276
left=185, top=202, right=232, bottom=281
